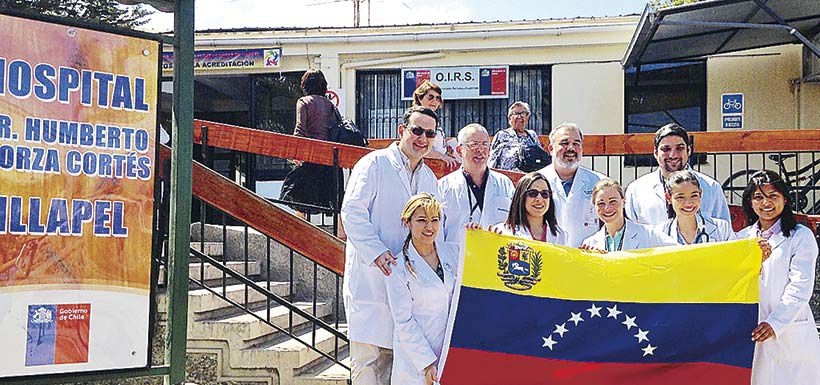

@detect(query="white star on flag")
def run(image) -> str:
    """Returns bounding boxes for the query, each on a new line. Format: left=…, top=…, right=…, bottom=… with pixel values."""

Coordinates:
left=634, top=328, right=650, bottom=343
left=642, top=344, right=657, bottom=356
left=553, top=323, right=569, bottom=338
left=622, top=315, right=637, bottom=330
left=586, top=304, right=602, bottom=318
left=568, top=312, right=584, bottom=326
left=542, top=335, right=557, bottom=350
left=606, top=305, right=622, bottom=319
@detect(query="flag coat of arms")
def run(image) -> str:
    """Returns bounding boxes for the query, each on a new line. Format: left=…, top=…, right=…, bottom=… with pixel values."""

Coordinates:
left=439, top=231, right=761, bottom=385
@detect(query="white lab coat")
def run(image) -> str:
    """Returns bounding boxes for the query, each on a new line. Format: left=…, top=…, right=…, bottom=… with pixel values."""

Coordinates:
left=656, top=214, right=736, bottom=244
left=624, top=169, right=730, bottom=226
left=493, top=222, right=567, bottom=245
left=581, top=219, right=677, bottom=251
left=385, top=240, right=458, bottom=385
left=538, top=165, right=605, bottom=247
left=341, top=143, right=440, bottom=348
left=737, top=223, right=820, bottom=385
left=438, top=169, right=515, bottom=248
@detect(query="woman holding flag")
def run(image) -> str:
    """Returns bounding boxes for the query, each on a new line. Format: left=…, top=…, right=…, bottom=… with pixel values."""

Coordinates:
left=581, top=179, right=675, bottom=251
left=736, top=170, right=820, bottom=385
left=384, top=193, right=459, bottom=385
left=490, top=172, right=567, bottom=245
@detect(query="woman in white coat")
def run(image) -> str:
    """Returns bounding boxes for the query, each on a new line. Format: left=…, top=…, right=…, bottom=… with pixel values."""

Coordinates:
left=385, top=193, right=458, bottom=385
left=581, top=179, right=676, bottom=251
left=490, top=172, right=567, bottom=244
left=657, top=170, right=736, bottom=244
left=735, top=170, right=820, bottom=385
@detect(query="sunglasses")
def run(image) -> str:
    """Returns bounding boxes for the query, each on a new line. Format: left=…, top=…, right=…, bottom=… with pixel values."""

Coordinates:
left=525, top=189, right=551, bottom=199
left=409, top=125, right=437, bottom=138
left=425, top=94, right=442, bottom=102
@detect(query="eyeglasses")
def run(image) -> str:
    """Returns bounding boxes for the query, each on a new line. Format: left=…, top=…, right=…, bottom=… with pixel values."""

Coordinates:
left=510, top=111, right=530, bottom=118
left=525, top=189, right=551, bottom=199
left=425, top=94, right=442, bottom=102
left=409, top=125, right=437, bottom=138
left=462, top=141, right=490, bottom=150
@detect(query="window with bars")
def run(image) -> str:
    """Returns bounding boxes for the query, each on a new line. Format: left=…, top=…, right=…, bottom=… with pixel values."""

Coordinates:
left=355, top=66, right=551, bottom=139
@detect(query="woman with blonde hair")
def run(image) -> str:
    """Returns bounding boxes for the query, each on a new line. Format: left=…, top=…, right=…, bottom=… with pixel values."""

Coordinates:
left=581, top=179, right=675, bottom=251
left=385, top=193, right=459, bottom=385
left=412, top=80, right=459, bottom=168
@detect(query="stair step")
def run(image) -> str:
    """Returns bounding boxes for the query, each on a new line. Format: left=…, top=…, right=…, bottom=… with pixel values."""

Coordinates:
left=235, top=324, right=348, bottom=370
left=191, top=302, right=333, bottom=345
left=157, top=281, right=290, bottom=314
left=190, top=241, right=224, bottom=257
left=294, top=354, right=351, bottom=385
left=158, top=261, right=261, bottom=285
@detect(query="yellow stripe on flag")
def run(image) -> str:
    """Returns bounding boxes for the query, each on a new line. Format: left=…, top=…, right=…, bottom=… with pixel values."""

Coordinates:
left=462, top=230, right=760, bottom=304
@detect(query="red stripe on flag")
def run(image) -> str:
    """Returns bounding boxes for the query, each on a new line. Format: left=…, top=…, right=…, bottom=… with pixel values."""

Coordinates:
left=440, top=347, right=751, bottom=385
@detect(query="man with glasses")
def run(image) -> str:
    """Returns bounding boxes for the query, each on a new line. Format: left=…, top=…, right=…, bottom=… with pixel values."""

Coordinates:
left=538, top=122, right=604, bottom=247
left=488, top=101, right=545, bottom=171
left=624, top=123, right=730, bottom=226
left=341, top=106, right=440, bottom=385
left=439, top=123, right=515, bottom=250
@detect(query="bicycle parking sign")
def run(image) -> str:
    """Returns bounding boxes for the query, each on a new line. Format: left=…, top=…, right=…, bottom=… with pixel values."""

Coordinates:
left=721, top=93, right=744, bottom=129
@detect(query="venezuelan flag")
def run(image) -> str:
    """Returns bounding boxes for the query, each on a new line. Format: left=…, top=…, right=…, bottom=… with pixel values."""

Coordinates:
left=439, top=230, right=760, bottom=385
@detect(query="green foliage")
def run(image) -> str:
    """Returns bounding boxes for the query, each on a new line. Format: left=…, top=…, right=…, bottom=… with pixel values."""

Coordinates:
left=0, top=0, right=153, bottom=28
left=650, top=0, right=701, bottom=8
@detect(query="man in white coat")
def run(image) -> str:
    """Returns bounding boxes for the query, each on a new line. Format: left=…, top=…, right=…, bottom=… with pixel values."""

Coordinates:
left=341, top=106, right=441, bottom=385
left=538, top=122, right=604, bottom=247
left=438, top=123, right=515, bottom=251
left=624, top=123, right=730, bottom=226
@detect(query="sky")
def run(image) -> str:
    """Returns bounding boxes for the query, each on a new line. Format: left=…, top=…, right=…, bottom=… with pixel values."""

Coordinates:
left=141, top=0, right=649, bottom=32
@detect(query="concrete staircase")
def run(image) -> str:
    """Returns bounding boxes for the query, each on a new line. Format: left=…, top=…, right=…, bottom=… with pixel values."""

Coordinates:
left=157, top=224, right=350, bottom=385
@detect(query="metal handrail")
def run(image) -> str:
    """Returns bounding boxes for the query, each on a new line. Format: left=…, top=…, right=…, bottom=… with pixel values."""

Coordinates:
left=188, top=247, right=349, bottom=343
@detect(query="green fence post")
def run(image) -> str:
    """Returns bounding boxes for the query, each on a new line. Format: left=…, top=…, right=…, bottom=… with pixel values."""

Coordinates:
left=166, top=0, right=195, bottom=384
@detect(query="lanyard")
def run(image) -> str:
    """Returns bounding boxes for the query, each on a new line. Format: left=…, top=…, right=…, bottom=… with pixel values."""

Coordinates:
left=606, top=225, right=625, bottom=252
left=466, top=182, right=480, bottom=223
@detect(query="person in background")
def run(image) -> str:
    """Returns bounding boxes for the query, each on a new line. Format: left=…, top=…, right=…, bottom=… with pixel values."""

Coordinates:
left=538, top=122, right=604, bottom=247
left=581, top=179, right=676, bottom=252
left=735, top=170, right=820, bottom=385
left=488, top=101, right=544, bottom=172
left=385, top=193, right=458, bottom=385
left=624, top=123, right=730, bottom=226
left=282, top=69, right=346, bottom=237
left=412, top=80, right=459, bottom=169
left=490, top=172, right=566, bottom=245
left=341, top=106, right=441, bottom=385
left=438, top=123, right=515, bottom=251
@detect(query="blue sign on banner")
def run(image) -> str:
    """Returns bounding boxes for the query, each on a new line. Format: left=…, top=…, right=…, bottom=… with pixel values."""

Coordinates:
left=722, top=93, right=744, bottom=114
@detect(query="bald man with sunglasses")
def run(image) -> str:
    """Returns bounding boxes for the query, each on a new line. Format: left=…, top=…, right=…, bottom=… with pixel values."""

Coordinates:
left=341, top=106, right=442, bottom=385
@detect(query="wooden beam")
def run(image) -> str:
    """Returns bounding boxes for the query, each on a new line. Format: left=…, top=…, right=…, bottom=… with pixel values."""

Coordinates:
left=369, top=129, right=820, bottom=155
left=160, top=145, right=346, bottom=275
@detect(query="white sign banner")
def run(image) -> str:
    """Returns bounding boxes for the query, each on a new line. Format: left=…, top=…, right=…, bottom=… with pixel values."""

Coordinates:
left=401, top=66, right=509, bottom=100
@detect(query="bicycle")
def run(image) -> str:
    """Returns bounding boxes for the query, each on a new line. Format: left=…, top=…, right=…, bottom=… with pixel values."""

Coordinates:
left=722, top=154, right=820, bottom=215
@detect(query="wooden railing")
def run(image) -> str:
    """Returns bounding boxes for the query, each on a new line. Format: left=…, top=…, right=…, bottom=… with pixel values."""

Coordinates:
left=159, top=144, right=345, bottom=275
left=182, top=120, right=819, bottom=275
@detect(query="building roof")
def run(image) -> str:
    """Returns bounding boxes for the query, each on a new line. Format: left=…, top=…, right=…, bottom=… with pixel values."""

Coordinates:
left=622, top=0, right=820, bottom=68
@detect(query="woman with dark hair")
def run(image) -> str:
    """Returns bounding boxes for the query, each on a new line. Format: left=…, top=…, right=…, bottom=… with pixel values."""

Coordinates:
left=385, top=193, right=458, bottom=385
left=280, top=69, right=345, bottom=237
left=412, top=80, right=459, bottom=168
left=581, top=179, right=675, bottom=252
left=657, top=170, right=736, bottom=244
left=490, top=172, right=566, bottom=244
left=735, top=170, right=820, bottom=385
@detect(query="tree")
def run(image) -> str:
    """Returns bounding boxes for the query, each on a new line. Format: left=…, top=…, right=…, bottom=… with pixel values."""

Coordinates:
left=650, top=0, right=701, bottom=8
left=0, top=0, right=153, bottom=28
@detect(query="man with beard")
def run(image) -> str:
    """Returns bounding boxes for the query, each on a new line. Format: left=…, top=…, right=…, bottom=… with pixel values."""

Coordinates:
left=439, top=123, right=515, bottom=250
left=624, top=123, right=730, bottom=226
left=538, top=122, right=604, bottom=247
left=341, top=106, right=441, bottom=384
